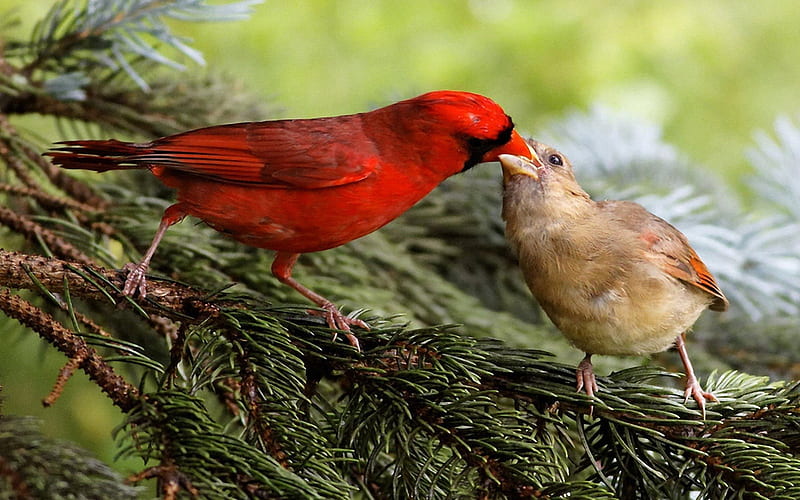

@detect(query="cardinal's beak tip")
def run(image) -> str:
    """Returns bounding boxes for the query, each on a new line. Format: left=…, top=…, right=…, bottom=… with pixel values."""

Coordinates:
left=524, top=141, right=544, bottom=167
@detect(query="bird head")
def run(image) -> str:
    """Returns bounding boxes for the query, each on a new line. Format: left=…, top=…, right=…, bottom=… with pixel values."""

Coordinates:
left=499, top=140, right=592, bottom=213
left=407, top=91, right=537, bottom=171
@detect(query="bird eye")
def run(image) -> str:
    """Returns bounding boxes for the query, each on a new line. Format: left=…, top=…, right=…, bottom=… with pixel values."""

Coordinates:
left=548, top=154, right=563, bottom=166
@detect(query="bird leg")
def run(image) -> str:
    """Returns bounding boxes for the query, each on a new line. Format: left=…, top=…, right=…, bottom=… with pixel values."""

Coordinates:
left=271, top=251, right=368, bottom=349
left=675, top=332, right=716, bottom=418
left=576, top=353, right=598, bottom=398
left=123, top=203, right=186, bottom=297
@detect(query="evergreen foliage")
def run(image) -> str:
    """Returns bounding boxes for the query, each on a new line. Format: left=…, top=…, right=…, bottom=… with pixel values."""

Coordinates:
left=1, top=1, right=799, bottom=498
left=0, top=414, right=140, bottom=499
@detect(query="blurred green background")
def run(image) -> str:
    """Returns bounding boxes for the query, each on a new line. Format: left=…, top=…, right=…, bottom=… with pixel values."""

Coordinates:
left=3, top=0, right=800, bottom=476
left=182, top=0, right=800, bottom=186
left=9, top=1, right=800, bottom=180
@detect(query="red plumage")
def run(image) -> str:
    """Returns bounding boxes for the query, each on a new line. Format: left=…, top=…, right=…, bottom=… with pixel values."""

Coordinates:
left=48, top=90, right=534, bottom=347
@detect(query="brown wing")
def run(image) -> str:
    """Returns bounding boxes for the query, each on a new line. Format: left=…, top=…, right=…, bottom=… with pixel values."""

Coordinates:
left=601, top=201, right=729, bottom=312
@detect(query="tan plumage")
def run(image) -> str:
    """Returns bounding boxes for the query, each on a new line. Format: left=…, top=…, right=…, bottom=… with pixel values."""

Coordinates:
left=499, top=140, right=728, bottom=416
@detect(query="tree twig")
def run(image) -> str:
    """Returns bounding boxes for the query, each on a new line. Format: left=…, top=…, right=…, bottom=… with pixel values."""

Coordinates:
left=0, top=249, right=214, bottom=318
left=0, top=207, right=95, bottom=265
left=0, top=289, right=139, bottom=411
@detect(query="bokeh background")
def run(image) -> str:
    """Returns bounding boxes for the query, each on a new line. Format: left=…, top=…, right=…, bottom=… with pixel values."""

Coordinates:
left=3, top=0, right=800, bottom=474
left=185, top=0, right=800, bottom=185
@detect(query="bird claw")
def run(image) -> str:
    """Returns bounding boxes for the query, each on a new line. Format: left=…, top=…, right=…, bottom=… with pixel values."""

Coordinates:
left=309, top=302, right=369, bottom=351
left=684, top=374, right=717, bottom=419
left=122, top=262, right=148, bottom=298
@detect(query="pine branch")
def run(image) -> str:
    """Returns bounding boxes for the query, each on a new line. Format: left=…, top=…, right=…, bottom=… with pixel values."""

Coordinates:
left=569, top=371, right=800, bottom=498
left=0, top=288, right=140, bottom=410
left=2, top=2, right=799, bottom=497
left=749, top=115, right=800, bottom=220
left=16, top=0, right=261, bottom=90
left=3, top=244, right=800, bottom=498
left=0, top=416, right=140, bottom=499
left=5, top=99, right=799, bottom=495
left=1, top=1, right=271, bottom=137
left=121, top=391, right=350, bottom=500
left=0, top=248, right=212, bottom=315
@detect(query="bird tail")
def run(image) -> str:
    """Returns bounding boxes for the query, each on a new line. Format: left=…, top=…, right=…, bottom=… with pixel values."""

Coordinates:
left=46, top=139, right=153, bottom=172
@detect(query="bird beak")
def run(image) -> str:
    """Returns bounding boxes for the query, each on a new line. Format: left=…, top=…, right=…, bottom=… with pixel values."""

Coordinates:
left=498, top=151, right=542, bottom=183
left=500, top=130, right=538, bottom=161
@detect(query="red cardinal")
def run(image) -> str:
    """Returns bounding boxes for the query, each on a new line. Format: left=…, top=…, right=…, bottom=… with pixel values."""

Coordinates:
left=48, top=90, right=534, bottom=347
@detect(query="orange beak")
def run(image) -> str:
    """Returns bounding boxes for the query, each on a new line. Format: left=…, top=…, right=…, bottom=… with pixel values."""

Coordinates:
left=485, top=130, right=540, bottom=167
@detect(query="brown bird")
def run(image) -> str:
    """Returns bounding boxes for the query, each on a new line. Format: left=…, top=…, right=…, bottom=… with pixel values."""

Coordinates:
left=499, top=141, right=728, bottom=416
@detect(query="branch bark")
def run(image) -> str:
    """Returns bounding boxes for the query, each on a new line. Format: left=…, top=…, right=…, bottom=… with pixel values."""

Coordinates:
left=0, top=249, right=213, bottom=318
left=0, top=289, right=139, bottom=411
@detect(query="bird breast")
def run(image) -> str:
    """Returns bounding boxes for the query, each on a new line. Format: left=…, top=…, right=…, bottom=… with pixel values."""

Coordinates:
left=509, top=216, right=710, bottom=356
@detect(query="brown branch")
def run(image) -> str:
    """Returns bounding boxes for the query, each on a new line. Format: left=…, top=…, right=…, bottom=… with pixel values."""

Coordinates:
left=43, top=355, right=86, bottom=407
left=128, top=464, right=199, bottom=500
left=17, top=137, right=108, bottom=208
left=71, top=309, right=113, bottom=338
left=0, top=206, right=95, bottom=265
left=88, top=220, right=117, bottom=237
left=397, top=388, right=541, bottom=500
left=0, top=135, right=37, bottom=188
left=0, top=456, right=32, bottom=500
left=0, top=289, right=139, bottom=411
left=0, top=249, right=211, bottom=318
left=239, top=361, right=290, bottom=468
left=0, top=113, right=107, bottom=208
left=215, top=377, right=242, bottom=417
left=4, top=90, right=181, bottom=138
left=0, top=182, right=99, bottom=213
